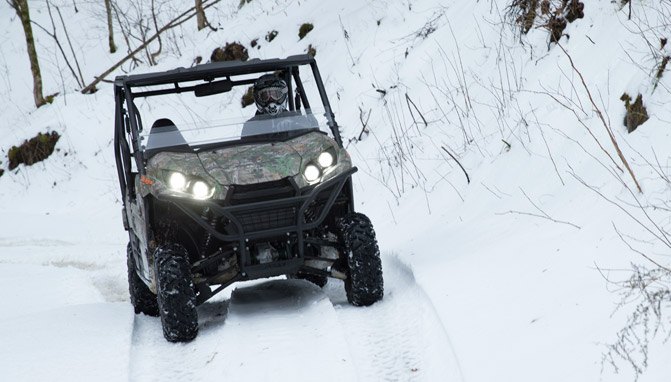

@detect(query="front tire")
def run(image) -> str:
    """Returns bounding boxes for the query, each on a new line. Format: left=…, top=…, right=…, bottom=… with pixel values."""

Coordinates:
left=154, top=243, right=198, bottom=342
left=127, top=243, right=159, bottom=316
left=336, top=213, right=384, bottom=306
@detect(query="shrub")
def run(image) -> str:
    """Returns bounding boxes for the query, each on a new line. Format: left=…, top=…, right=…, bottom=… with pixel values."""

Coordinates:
left=211, top=42, right=249, bottom=62
left=548, top=15, right=567, bottom=43
left=620, top=93, right=649, bottom=133
left=654, top=55, right=669, bottom=84
left=298, top=23, right=314, bottom=40
left=540, top=0, right=551, bottom=15
left=522, top=0, right=539, bottom=34
left=306, top=44, right=317, bottom=57
left=7, top=131, right=61, bottom=170
left=507, top=0, right=538, bottom=34
left=603, top=265, right=671, bottom=378
left=564, top=0, right=585, bottom=22
left=507, top=0, right=584, bottom=41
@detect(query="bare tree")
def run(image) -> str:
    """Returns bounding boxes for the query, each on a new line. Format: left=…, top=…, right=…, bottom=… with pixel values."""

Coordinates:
left=105, top=0, right=117, bottom=53
left=7, top=0, right=46, bottom=108
left=195, top=0, right=209, bottom=31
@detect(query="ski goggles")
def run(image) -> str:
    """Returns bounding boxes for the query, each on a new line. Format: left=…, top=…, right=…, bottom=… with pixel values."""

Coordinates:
left=255, top=86, right=288, bottom=106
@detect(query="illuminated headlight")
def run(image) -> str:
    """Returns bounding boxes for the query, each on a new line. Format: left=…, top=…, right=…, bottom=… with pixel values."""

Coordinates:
left=191, top=180, right=213, bottom=200
left=303, top=164, right=321, bottom=183
left=166, top=171, right=214, bottom=199
left=318, top=151, right=335, bottom=168
left=168, top=172, right=187, bottom=191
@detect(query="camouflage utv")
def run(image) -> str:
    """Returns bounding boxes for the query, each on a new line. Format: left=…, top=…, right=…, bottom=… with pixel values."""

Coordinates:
left=113, top=55, right=383, bottom=342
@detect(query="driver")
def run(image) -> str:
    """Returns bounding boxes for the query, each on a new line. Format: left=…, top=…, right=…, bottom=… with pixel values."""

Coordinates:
left=241, top=74, right=316, bottom=137
left=253, top=74, right=289, bottom=116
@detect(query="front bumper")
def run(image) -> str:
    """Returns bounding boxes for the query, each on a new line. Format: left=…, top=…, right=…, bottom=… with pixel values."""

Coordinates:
left=157, top=167, right=356, bottom=280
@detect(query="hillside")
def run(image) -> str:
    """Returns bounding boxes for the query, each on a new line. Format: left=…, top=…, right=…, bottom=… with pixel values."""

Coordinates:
left=0, top=0, right=669, bottom=381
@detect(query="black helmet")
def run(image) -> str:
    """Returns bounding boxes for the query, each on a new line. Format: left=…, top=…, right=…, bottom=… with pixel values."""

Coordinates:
left=253, top=74, right=288, bottom=115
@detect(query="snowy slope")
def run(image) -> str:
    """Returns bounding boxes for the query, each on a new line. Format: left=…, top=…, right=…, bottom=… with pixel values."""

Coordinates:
left=1, top=0, right=670, bottom=381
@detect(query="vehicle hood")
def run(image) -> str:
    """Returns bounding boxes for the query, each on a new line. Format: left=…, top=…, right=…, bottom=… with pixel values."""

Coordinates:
left=198, top=132, right=335, bottom=186
left=197, top=141, right=300, bottom=186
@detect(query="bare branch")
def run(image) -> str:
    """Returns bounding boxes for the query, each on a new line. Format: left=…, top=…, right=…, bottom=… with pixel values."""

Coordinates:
left=441, top=146, right=470, bottom=184
left=557, top=43, right=643, bottom=193
left=81, top=0, right=222, bottom=93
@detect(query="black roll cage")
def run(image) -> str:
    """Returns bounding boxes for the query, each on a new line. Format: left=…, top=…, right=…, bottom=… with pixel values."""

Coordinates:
left=113, top=55, right=342, bottom=202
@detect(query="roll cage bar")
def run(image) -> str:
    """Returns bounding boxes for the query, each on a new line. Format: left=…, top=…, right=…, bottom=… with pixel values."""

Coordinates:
left=113, top=55, right=341, bottom=203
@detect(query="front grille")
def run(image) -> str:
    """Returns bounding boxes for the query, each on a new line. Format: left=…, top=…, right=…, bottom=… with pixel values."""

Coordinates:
left=229, top=178, right=297, bottom=205
left=234, top=206, right=298, bottom=232
left=303, top=201, right=325, bottom=224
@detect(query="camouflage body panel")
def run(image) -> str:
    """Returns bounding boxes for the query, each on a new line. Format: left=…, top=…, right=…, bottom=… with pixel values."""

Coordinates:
left=142, top=152, right=226, bottom=199
left=323, top=146, right=352, bottom=183
left=285, top=131, right=333, bottom=158
left=197, top=141, right=302, bottom=185
left=290, top=132, right=352, bottom=188
left=125, top=190, right=156, bottom=291
left=142, top=131, right=352, bottom=198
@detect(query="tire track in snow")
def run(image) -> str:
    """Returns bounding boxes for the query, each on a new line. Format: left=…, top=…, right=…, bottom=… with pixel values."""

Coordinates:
left=323, top=255, right=463, bottom=381
left=129, top=279, right=357, bottom=381
left=128, top=257, right=461, bottom=381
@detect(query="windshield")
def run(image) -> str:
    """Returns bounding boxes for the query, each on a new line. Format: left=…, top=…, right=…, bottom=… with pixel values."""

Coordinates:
left=131, top=68, right=332, bottom=152
left=140, top=109, right=330, bottom=152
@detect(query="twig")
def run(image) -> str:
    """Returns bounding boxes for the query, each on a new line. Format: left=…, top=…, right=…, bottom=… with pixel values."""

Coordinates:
left=531, top=107, right=564, bottom=185
left=557, top=43, right=642, bottom=193
left=514, top=187, right=580, bottom=229
left=112, top=2, right=135, bottom=59
left=357, top=107, right=371, bottom=141
left=613, top=223, right=671, bottom=272
left=568, top=170, right=671, bottom=249
left=53, top=3, right=84, bottom=87
left=29, top=20, right=82, bottom=88
left=441, top=146, right=470, bottom=184
left=497, top=210, right=581, bottom=229
left=405, top=93, right=428, bottom=128
left=149, top=0, right=162, bottom=64
left=338, top=15, right=356, bottom=67
left=531, top=85, right=624, bottom=173
left=81, top=0, right=222, bottom=93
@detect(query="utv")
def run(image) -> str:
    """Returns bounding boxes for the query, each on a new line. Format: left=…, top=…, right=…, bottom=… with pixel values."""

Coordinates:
left=113, top=55, right=383, bottom=342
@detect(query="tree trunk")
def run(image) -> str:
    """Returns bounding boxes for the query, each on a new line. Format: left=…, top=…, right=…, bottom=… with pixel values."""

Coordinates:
left=104, top=0, right=117, bottom=53
left=195, top=0, right=207, bottom=30
left=11, top=0, right=46, bottom=108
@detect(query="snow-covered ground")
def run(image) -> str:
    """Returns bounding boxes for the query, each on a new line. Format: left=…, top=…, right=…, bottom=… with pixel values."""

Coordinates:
left=1, top=0, right=669, bottom=381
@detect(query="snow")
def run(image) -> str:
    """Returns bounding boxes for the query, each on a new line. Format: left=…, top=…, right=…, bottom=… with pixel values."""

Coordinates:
left=1, top=0, right=670, bottom=381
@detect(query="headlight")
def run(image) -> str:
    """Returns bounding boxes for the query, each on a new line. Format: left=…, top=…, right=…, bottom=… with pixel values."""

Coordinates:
left=318, top=151, right=335, bottom=168
left=166, top=171, right=214, bottom=199
left=191, top=180, right=213, bottom=200
left=303, top=164, right=321, bottom=183
left=168, top=172, right=187, bottom=191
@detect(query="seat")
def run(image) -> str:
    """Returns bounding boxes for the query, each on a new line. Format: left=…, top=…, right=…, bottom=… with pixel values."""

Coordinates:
left=145, top=118, right=190, bottom=157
